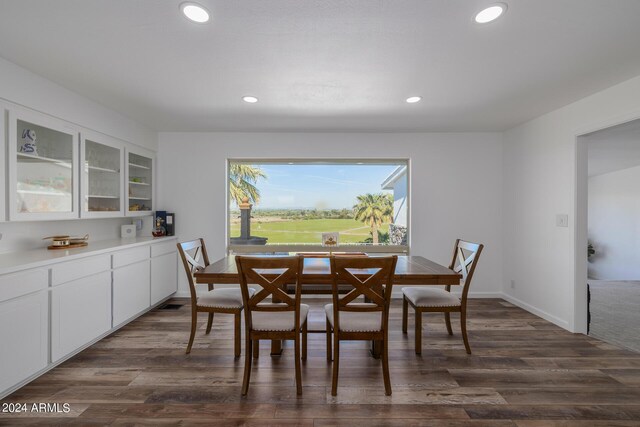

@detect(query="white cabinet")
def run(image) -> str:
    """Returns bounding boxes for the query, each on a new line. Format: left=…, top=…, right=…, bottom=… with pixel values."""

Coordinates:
left=2, top=102, right=159, bottom=222
left=0, top=238, right=176, bottom=398
left=125, top=147, right=154, bottom=216
left=80, top=130, right=125, bottom=218
left=113, top=260, right=150, bottom=326
left=0, top=269, right=48, bottom=393
left=151, top=252, right=177, bottom=305
left=51, top=271, right=112, bottom=362
left=7, top=109, right=79, bottom=221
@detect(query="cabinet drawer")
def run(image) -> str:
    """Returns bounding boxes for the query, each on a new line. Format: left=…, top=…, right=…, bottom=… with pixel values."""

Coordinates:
left=151, top=240, right=176, bottom=258
left=112, top=246, right=150, bottom=269
left=51, top=271, right=111, bottom=362
left=0, top=269, right=48, bottom=303
left=51, top=255, right=111, bottom=286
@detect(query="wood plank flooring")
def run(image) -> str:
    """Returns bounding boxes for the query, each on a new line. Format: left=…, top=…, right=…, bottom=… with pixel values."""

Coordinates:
left=2, top=298, right=640, bottom=426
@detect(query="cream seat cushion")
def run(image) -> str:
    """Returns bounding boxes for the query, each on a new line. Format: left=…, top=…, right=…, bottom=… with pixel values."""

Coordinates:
left=197, top=287, right=255, bottom=309
left=252, top=303, right=310, bottom=332
left=325, top=303, right=383, bottom=332
left=402, top=287, right=461, bottom=308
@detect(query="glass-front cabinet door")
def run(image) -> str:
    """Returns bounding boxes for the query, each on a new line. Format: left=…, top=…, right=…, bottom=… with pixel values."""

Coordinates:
left=8, top=110, right=79, bottom=220
left=126, top=148, right=153, bottom=216
left=80, top=131, right=124, bottom=218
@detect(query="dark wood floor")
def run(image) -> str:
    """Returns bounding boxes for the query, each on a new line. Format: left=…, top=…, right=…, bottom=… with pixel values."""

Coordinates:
left=2, top=298, right=640, bottom=426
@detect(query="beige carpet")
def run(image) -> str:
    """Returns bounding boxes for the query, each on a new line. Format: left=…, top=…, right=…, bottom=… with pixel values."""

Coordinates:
left=589, top=280, right=640, bottom=353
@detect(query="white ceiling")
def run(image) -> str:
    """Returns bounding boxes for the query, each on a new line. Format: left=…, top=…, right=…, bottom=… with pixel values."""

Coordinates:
left=1, top=0, right=640, bottom=132
left=587, top=119, right=640, bottom=177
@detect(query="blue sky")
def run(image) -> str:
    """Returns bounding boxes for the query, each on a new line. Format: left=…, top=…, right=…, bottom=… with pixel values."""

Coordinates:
left=248, top=163, right=399, bottom=209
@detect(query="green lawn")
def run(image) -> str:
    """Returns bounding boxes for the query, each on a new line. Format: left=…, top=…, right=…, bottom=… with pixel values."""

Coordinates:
left=230, top=218, right=389, bottom=244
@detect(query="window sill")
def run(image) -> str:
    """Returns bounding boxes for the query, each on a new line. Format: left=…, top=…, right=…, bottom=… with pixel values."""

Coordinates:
left=228, top=244, right=409, bottom=255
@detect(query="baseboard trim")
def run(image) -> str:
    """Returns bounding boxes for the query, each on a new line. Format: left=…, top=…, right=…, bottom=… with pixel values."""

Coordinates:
left=500, top=292, right=570, bottom=330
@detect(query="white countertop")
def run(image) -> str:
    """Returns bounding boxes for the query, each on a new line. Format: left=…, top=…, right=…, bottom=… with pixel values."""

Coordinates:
left=0, top=236, right=178, bottom=276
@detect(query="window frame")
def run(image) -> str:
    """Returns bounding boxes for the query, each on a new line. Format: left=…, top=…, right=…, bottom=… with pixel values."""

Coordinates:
left=226, top=158, right=411, bottom=254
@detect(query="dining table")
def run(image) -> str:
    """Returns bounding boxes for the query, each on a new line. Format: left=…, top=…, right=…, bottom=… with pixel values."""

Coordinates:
left=194, top=254, right=462, bottom=355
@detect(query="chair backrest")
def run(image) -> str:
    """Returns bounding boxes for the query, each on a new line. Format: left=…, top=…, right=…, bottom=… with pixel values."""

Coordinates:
left=448, top=239, right=484, bottom=302
left=177, top=238, right=211, bottom=302
left=235, top=255, right=304, bottom=331
left=329, top=255, right=398, bottom=332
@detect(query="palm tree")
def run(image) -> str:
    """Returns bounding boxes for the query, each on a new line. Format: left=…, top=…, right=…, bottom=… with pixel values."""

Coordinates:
left=353, top=193, right=394, bottom=245
left=229, top=164, right=266, bottom=206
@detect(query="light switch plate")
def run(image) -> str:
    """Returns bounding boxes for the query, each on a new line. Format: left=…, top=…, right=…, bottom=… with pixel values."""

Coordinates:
left=556, top=214, right=568, bottom=227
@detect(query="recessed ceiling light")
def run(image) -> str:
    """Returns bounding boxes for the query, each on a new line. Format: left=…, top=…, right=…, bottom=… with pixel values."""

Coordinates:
left=406, top=96, right=422, bottom=104
left=475, top=3, right=507, bottom=24
left=180, top=2, right=210, bottom=23
left=242, top=96, right=258, bottom=103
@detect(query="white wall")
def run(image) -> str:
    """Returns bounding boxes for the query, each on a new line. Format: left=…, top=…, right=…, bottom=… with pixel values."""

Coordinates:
left=158, top=132, right=504, bottom=297
left=0, top=57, right=156, bottom=252
left=503, top=74, right=640, bottom=333
left=588, top=165, right=640, bottom=280
left=0, top=57, right=156, bottom=150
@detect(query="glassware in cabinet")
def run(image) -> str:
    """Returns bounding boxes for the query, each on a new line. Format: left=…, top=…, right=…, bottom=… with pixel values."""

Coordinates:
left=126, top=149, right=153, bottom=215
left=80, top=131, right=124, bottom=217
left=8, top=110, right=79, bottom=220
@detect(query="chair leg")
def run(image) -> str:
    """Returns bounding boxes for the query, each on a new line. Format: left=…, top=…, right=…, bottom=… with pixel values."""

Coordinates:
left=415, top=310, right=422, bottom=355
left=461, top=310, right=471, bottom=354
left=302, top=320, right=308, bottom=361
left=444, top=312, right=453, bottom=336
left=186, top=308, right=197, bottom=354
left=382, top=337, right=392, bottom=396
left=205, top=312, right=214, bottom=334
left=295, top=332, right=303, bottom=395
left=241, top=334, right=253, bottom=396
left=331, top=333, right=340, bottom=396
left=402, top=296, right=408, bottom=334
left=326, top=316, right=332, bottom=362
left=253, top=340, right=260, bottom=358
left=234, top=312, right=241, bottom=358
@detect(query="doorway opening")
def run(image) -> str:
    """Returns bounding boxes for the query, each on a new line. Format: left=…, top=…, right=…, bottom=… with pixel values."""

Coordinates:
left=577, top=118, right=640, bottom=351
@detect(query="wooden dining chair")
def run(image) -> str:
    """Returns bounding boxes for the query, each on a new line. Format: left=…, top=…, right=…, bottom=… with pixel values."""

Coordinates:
left=235, top=255, right=309, bottom=396
left=402, top=239, right=484, bottom=354
left=325, top=255, right=398, bottom=396
left=177, top=238, right=254, bottom=356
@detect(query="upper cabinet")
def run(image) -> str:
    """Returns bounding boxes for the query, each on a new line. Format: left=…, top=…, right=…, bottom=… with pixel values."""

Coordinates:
left=80, top=131, right=125, bottom=218
left=2, top=105, right=155, bottom=222
left=126, top=147, right=154, bottom=216
left=8, top=109, right=79, bottom=221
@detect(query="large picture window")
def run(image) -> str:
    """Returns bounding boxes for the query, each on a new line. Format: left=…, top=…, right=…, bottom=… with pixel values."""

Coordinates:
left=227, top=160, right=409, bottom=253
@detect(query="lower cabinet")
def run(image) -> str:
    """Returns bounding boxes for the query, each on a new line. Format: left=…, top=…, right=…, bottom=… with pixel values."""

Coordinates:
left=51, top=271, right=112, bottom=362
left=151, top=252, right=177, bottom=305
left=0, top=238, right=176, bottom=398
left=113, top=260, right=151, bottom=326
left=0, top=291, right=48, bottom=393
